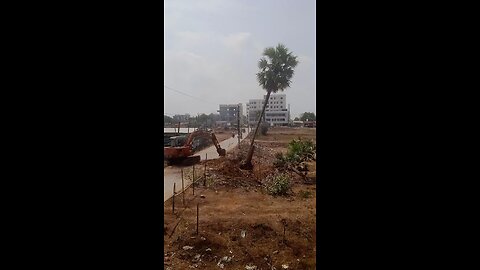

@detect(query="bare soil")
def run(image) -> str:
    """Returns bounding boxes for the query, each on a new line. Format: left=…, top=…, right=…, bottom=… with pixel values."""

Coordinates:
left=164, top=127, right=317, bottom=269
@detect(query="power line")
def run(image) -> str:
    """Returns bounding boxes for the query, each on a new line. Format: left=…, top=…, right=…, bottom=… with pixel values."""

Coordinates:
left=164, top=85, right=216, bottom=105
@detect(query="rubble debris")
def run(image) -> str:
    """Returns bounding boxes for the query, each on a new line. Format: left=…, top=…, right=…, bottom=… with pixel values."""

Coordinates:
left=282, top=264, right=289, bottom=269
left=245, top=264, right=258, bottom=270
left=192, top=254, right=201, bottom=262
left=183, top=246, right=194, bottom=250
left=241, top=230, right=246, bottom=238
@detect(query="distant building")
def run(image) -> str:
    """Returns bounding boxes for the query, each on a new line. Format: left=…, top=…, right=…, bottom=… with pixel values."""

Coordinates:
left=218, top=104, right=243, bottom=126
left=172, top=114, right=190, bottom=123
left=246, top=93, right=289, bottom=126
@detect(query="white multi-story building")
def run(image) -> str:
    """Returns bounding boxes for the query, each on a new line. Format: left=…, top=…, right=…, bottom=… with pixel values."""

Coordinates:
left=246, top=93, right=289, bottom=126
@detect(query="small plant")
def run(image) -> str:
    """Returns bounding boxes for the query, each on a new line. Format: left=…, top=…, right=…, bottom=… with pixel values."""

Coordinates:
left=260, top=122, right=269, bottom=135
left=265, top=173, right=291, bottom=196
left=299, top=190, right=312, bottom=199
left=273, top=152, right=287, bottom=168
left=285, top=138, right=315, bottom=163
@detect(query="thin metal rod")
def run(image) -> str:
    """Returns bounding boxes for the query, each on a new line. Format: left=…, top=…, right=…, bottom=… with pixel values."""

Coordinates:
left=181, top=168, right=185, bottom=206
left=196, top=203, right=199, bottom=235
left=173, top=182, right=175, bottom=214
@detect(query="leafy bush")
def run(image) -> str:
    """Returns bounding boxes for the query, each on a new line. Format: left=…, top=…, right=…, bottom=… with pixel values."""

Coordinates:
left=265, top=173, right=291, bottom=196
left=260, top=123, right=269, bottom=135
left=273, top=152, right=286, bottom=167
left=285, top=138, right=316, bottom=163
left=299, top=190, right=313, bottom=198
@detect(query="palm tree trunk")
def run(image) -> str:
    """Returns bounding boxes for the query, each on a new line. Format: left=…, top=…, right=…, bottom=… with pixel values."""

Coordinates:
left=241, top=90, right=272, bottom=170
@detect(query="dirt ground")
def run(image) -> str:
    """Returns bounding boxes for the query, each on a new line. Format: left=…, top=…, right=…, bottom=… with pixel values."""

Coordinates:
left=164, top=127, right=317, bottom=269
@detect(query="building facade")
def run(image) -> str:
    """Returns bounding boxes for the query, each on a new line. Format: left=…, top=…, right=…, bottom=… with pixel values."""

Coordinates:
left=246, top=93, right=289, bottom=126
left=217, top=104, right=243, bottom=126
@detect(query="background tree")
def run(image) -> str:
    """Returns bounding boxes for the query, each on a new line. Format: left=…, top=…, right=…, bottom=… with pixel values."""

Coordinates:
left=300, top=112, right=316, bottom=121
left=194, top=114, right=210, bottom=129
left=164, top=115, right=173, bottom=126
left=241, top=44, right=298, bottom=170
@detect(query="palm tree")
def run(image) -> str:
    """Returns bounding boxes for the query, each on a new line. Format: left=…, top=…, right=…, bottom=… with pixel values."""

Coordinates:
left=241, top=44, right=298, bottom=170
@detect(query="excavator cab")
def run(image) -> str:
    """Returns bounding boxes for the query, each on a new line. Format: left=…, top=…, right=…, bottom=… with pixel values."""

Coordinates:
left=169, top=135, right=187, bottom=147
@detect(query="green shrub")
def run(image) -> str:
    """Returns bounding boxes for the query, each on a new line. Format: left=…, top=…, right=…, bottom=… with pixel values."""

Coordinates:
left=299, top=190, right=313, bottom=198
left=273, top=152, right=286, bottom=167
left=266, top=173, right=291, bottom=196
left=285, top=138, right=315, bottom=163
left=260, top=123, right=269, bottom=135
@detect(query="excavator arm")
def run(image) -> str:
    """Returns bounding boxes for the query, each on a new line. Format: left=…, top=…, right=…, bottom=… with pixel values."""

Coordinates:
left=211, top=133, right=226, bottom=156
left=183, top=130, right=226, bottom=156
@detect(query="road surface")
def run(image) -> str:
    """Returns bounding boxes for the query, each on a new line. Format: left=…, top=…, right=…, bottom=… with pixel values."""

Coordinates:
left=164, top=130, right=250, bottom=202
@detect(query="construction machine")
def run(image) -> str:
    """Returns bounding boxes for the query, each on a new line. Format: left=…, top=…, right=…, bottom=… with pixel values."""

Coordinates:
left=164, top=130, right=226, bottom=166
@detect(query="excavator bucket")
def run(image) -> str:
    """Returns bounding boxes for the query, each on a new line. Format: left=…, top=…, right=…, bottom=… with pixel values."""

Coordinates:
left=217, top=148, right=226, bottom=157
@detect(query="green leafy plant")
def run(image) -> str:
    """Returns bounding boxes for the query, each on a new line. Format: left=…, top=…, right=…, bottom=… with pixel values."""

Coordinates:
left=285, top=138, right=315, bottom=163
left=260, top=122, right=269, bottom=135
left=273, top=152, right=287, bottom=167
left=265, top=173, right=291, bottom=196
left=299, top=190, right=313, bottom=198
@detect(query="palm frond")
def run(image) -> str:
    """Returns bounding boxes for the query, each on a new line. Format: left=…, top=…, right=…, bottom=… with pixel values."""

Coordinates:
left=257, top=43, right=299, bottom=93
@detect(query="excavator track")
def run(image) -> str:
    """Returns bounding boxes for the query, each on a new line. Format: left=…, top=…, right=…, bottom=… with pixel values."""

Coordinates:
left=167, top=155, right=201, bottom=166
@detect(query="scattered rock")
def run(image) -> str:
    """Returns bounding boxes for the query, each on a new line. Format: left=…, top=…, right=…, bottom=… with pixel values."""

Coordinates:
left=201, top=237, right=206, bottom=241
left=206, top=248, right=212, bottom=252
left=273, top=250, right=279, bottom=255
left=241, top=230, right=246, bottom=238
left=192, top=254, right=201, bottom=262
left=183, top=246, right=194, bottom=250
left=200, top=194, right=206, bottom=198
left=245, top=264, right=257, bottom=270
left=282, top=264, right=289, bottom=269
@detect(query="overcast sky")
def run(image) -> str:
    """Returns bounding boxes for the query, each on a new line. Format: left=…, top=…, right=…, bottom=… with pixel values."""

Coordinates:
left=164, top=0, right=316, bottom=119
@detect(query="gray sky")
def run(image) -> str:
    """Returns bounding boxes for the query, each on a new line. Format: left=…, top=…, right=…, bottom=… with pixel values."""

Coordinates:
left=164, top=0, right=316, bottom=119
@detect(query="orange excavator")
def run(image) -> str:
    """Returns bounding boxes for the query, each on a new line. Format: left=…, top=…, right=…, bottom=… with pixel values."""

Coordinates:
left=164, top=130, right=226, bottom=166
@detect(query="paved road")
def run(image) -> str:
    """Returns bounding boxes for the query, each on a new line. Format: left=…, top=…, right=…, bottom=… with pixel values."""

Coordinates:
left=164, top=130, right=250, bottom=202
